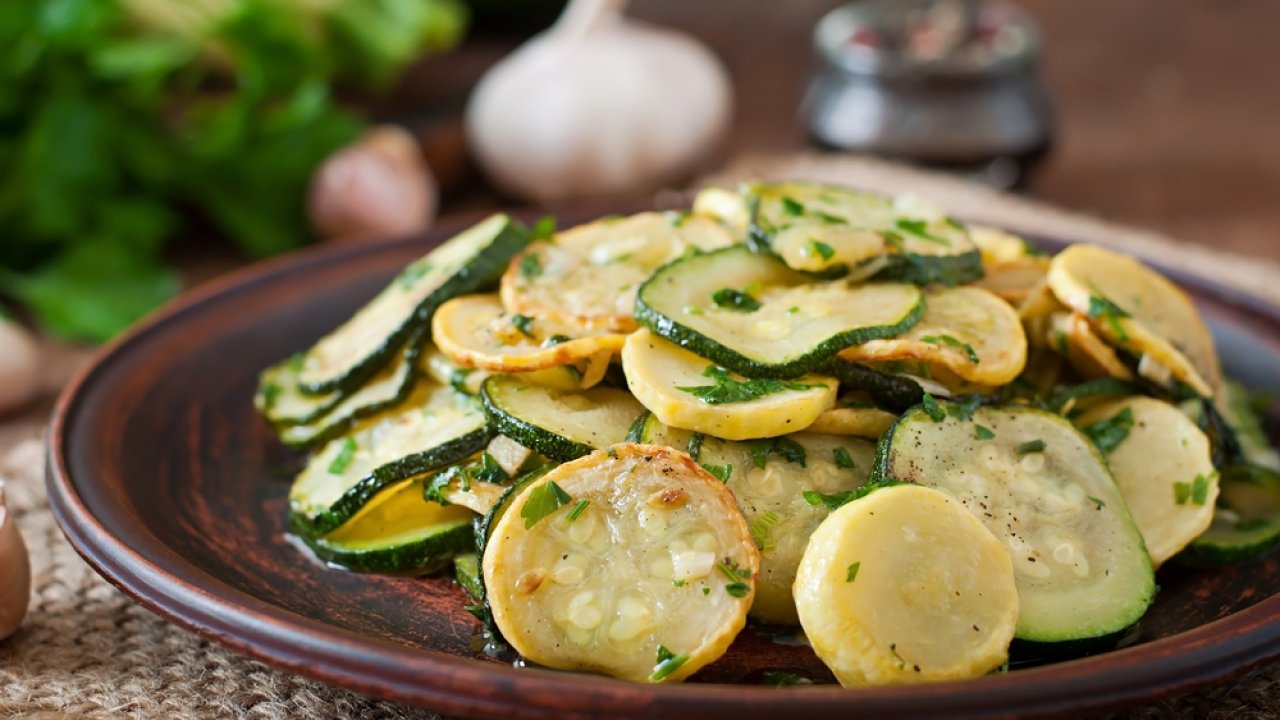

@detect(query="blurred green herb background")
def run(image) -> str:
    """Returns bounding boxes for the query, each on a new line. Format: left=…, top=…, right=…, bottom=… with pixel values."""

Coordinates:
left=0, top=0, right=466, bottom=342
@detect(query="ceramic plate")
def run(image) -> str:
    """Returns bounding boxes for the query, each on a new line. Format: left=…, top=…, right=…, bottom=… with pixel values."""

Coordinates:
left=46, top=212, right=1280, bottom=719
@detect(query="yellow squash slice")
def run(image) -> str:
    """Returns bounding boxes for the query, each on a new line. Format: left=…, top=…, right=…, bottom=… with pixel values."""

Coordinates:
left=807, top=406, right=898, bottom=439
left=1048, top=312, right=1135, bottom=381
left=794, top=484, right=1019, bottom=686
left=839, top=286, right=1027, bottom=386
left=484, top=443, right=758, bottom=683
left=500, top=212, right=734, bottom=333
left=622, top=329, right=837, bottom=440
left=1075, top=397, right=1218, bottom=566
left=433, top=294, right=626, bottom=373
left=1047, top=244, right=1221, bottom=397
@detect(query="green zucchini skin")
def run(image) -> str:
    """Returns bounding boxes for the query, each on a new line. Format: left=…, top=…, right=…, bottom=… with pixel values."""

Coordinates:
left=453, top=553, right=484, bottom=601
left=1178, top=464, right=1280, bottom=565
left=634, top=245, right=926, bottom=379
left=1046, top=378, right=1146, bottom=413
left=468, top=467, right=551, bottom=641
left=292, top=426, right=492, bottom=538
left=274, top=333, right=427, bottom=450
left=301, top=520, right=474, bottom=574
left=872, top=250, right=984, bottom=286
left=822, top=359, right=924, bottom=413
left=255, top=354, right=339, bottom=427
left=478, top=376, right=643, bottom=462
left=297, top=214, right=532, bottom=396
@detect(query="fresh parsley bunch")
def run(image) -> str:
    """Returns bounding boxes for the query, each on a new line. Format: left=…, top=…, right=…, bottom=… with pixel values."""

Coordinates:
left=0, top=0, right=465, bottom=342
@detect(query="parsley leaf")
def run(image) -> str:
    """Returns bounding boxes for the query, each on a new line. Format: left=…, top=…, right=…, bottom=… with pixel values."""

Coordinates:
left=806, top=239, right=835, bottom=262
left=1087, top=294, right=1131, bottom=343
left=650, top=645, right=689, bottom=682
left=833, top=447, right=856, bottom=469
left=678, top=366, right=825, bottom=406
left=974, top=424, right=996, bottom=441
left=1082, top=407, right=1135, bottom=454
left=511, top=314, right=536, bottom=338
left=921, top=394, right=947, bottom=421
left=710, top=288, right=762, bottom=312
left=1016, top=439, right=1046, bottom=455
left=327, top=437, right=357, bottom=474
left=846, top=561, right=861, bottom=582
left=746, top=437, right=807, bottom=469
left=894, top=218, right=952, bottom=246
left=702, top=463, right=732, bottom=483
left=520, top=481, right=573, bottom=528
left=921, top=334, right=980, bottom=364
left=565, top=498, right=590, bottom=521
left=519, top=252, right=544, bottom=280
left=780, top=196, right=805, bottom=216
left=532, top=215, right=557, bottom=240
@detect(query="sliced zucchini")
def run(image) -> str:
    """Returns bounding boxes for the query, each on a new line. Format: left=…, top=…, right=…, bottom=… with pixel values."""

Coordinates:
left=873, top=403, right=1155, bottom=644
left=500, top=212, right=734, bottom=334
left=424, top=345, right=489, bottom=395
left=256, top=354, right=336, bottom=427
left=426, top=342, right=598, bottom=395
left=1047, top=244, right=1221, bottom=397
left=480, top=375, right=645, bottom=460
left=623, top=329, right=837, bottom=440
left=1217, top=380, right=1280, bottom=472
left=692, top=185, right=750, bottom=237
left=1075, top=397, right=1218, bottom=566
left=304, top=477, right=475, bottom=574
left=821, top=359, right=924, bottom=413
left=1047, top=312, right=1135, bottom=383
left=433, top=294, right=626, bottom=373
left=839, top=286, right=1027, bottom=387
left=746, top=182, right=983, bottom=285
left=483, top=443, right=758, bottom=683
left=276, top=339, right=424, bottom=449
left=808, top=405, right=898, bottom=439
left=455, top=552, right=484, bottom=601
left=636, top=244, right=924, bottom=378
left=794, top=484, right=1019, bottom=687
left=1047, top=378, right=1145, bottom=415
left=289, top=382, right=491, bottom=536
left=295, top=214, right=530, bottom=394
left=1182, top=465, right=1280, bottom=564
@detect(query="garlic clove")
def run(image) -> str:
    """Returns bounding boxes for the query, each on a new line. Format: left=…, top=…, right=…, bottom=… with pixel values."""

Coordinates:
left=466, top=0, right=733, bottom=202
left=308, top=124, right=439, bottom=244
left=0, top=481, right=30, bottom=641
left=0, top=318, right=40, bottom=415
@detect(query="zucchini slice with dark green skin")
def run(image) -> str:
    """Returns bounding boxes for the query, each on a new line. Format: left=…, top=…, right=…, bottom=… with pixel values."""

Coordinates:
left=289, top=382, right=491, bottom=537
left=479, top=375, right=645, bottom=461
left=273, top=335, right=425, bottom=449
left=821, top=359, right=925, bottom=413
left=293, top=213, right=531, bottom=395
left=745, top=181, right=983, bottom=286
left=302, top=477, right=476, bottom=573
left=1180, top=464, right=1280, bottom=565
left=872, top=402, right=1155, bottom=645
left=454, top=552, right=484, bottom=601
left=635, top=244, right=924, bottom=379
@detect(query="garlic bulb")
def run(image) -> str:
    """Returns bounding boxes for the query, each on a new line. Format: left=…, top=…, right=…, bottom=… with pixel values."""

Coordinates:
left=466, top=0, right=733, bottom=201
left=308, top=125, right=439, bottom=244
left=0, top=318, right=39, bottom=414
left=0, top=482, right=30, bottom=640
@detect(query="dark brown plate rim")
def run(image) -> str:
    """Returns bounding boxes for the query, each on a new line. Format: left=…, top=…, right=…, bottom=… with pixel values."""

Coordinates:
left=45, top=214, right=1280, bottom=720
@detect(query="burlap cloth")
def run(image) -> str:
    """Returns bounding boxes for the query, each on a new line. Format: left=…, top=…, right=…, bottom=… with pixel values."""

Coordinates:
left=2, top=153, right=1278, bottom=719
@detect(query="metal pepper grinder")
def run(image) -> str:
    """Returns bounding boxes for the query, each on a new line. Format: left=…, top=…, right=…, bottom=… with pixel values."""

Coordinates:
left=808, top=0, right=1053, bottom=190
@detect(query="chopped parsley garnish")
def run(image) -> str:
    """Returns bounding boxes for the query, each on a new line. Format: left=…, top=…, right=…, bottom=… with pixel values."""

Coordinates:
left=1087, top=293, right=1131, bottom=343
left=1087, top=496, right=1107, bottom=510
left=678, top=366, right=825, bottom=406
left=1082, top=407, right=1134, bottom=454
left=749, top=511, right=781, bottom=552
left=519, top=252, right=544, bottom=280
left=746, top=436, right=807, bottom=469
left=448, top=368, right=474, bottom=394
left=702, top=587, right=711, bottom=596
left=812, top=210, right=847, bottom=225
left=717, top=560, right=752, bottom=598
left=541, top=334, right=571, bottom=347
left=921, top=393, right=946, bottom=421
left=520, top=481, right=573, bottom=528
left=397, top=260, right=433, bottom=288
left=974, top=424, right=996, bottom=440
left=672, top=579, right=685, bottom=587
left=711, top=287, right=762, bottom=312
left=1016, top=439, right=1046, bottom=455
left=606, top=447, right=619, bottom=459
left=787, top=306, right=800, bottom=315
left=806, top=239, right=835, bottom=261
left=650, top=645, right=690, bottom=682
left=682, top=305, right=704, bottom=316
left=511, top=314, right=536, bottom=338
left=532, top=214, right=556, bottom=240
left=833, top=447, right=856, bottom=469
left=802, top=489, right=856, bottom=510
left=1173, top=472, right=1215, bottom=506
left=921, top=334, right=980, bottom=364
left=725, top=582, right=750, bottom=598
left=327, top=437, right=358, bottom=474
left=946, top=394, right=983, bottom=421
left=565, top=498, right=590, bottom=521
left=894, top=218, right=951, bottom=246
left=1173, top=481, right=1190, bottom=505
left=780, top=196, right=805, bottom=216
left=702, top=463, right=733, bottom=483
left=846, top=561, right=861, bottom=583
left=474, top=452, right=509, bottom=484
left=685, top=433, right=705, bottom=460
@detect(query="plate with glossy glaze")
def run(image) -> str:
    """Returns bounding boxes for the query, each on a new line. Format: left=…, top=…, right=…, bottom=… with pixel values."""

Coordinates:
left=46, top=210, right=1280, bottom=719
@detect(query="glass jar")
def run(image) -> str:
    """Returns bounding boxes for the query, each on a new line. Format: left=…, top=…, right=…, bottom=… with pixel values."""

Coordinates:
left=808, top=0, right=1054, bottom=190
